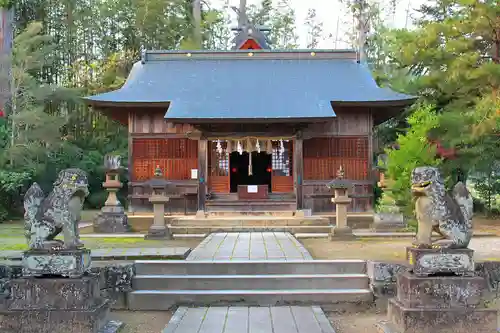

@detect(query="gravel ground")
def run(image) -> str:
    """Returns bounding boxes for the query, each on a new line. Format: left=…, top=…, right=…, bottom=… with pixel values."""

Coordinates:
left=328, top=309, right=385, bottom=333
left=109, top=310, right=173, bottom=333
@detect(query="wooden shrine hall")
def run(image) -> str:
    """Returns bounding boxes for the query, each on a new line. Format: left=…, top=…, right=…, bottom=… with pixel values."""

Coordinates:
left=83, top=20, right=415, bottom=215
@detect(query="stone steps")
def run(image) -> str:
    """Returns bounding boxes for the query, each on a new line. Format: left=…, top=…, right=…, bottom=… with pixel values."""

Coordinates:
left=168, top=225, right=331, bottom=234
left=127, top=289, right=373, bottom=310
left=129, top=259, right=372, bottom=310
left=133, top=273, right=368, bottom=290
left=170, top=217, right=329, bottom=226
left=134, top=260, right=367, bottom=275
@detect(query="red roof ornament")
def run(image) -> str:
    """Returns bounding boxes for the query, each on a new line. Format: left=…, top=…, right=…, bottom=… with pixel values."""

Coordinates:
left=239, top=38, right=262, bottom=50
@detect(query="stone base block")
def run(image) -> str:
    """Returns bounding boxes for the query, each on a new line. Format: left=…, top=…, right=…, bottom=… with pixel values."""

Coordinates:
left=195, top=210, right=206, bottom=218
left=22, top=248, right=91, bottom=278
left=145, top=226, right=172, bottom=240
left=93, top=208, right=130, bottom=233
left=329, top=226, right=355, bottom=241
left=372, top=212, right=405, bottom=230
left=406, top=247, right=474, bottom=276
left=386, top=298, right=497, bottom=333
left=396, top=271, right=485, bottom=308
left=8, top=276, right=101, bottom=310
left=0, top=301, right=121, bottom=333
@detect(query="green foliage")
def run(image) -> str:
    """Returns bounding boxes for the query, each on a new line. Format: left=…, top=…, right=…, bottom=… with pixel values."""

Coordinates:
left=385, top=104, right=442, bottom=216
left=0, top=0, right=12, bottom=8
left=0, top=170, right=32, bottom=222
left=248, top=0, right=299, bottom=49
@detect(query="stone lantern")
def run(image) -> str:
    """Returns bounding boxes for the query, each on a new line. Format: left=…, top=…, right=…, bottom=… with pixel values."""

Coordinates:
left=93, top=155, right=130, bottom=233
left=144, top=166, right=175, bottom=240
left=327, top=166, right=355, bottom=240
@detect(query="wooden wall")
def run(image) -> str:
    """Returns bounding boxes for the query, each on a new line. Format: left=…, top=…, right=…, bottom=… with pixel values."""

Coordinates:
left=128, top=110, right=200, bottom=214
left=126, top=107, right=375, bottom=213
left=301, top=108, right=374, bottom=213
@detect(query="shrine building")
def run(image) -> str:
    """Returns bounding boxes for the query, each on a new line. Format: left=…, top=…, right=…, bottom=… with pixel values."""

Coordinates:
left=83, top=20, right=415, bottom=215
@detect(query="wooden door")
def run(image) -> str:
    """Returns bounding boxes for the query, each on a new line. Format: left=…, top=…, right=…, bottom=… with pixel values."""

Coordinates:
left=271, top=140, right=294, bottom=193
left=208, top=141, right=230, bottom=193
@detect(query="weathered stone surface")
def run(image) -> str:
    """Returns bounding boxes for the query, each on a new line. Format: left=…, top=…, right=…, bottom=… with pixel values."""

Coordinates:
left=387, top=298, right=497, bottom=333
left=367, top=262, right=409, bottom=299
left=22, top=248, right=91, bottom=278
left=90, top=264, right=134, bottom=310
left=145, top=226, right=172, bottom=240
left=373, top=213, right=405, bottom=230
left=396, top=271, right=485, bottom=308
left=93, top=210, right=130, bottom=233
left=0, top=274, right=118, bottom=333
left=406, top=247, right=474, bottom=276
left=328, top=226, right=355, bottom=241
left=475, top=261, right=500, bottom=292
left=24, top=168, right=89, bottom=250
left=411, top=167, right=472, bottom=249
left=0, top=301, right=110, bottom=333
left=8, top=277, right=101, bottom=310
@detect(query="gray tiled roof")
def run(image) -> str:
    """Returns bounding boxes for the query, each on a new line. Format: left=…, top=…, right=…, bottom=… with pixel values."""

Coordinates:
left=84, top=51, right=415, bottom=121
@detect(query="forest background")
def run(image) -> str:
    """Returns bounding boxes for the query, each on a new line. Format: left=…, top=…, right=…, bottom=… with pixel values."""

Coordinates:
left=0, top=0, right=498, bottom=222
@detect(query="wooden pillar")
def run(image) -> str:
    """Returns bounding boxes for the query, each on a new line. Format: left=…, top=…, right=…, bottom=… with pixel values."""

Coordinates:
left=197, top=138, right=208, bottom=213
left=294, top=132, right=304, bottom=210
left=127, top=112, right=134, bottom=213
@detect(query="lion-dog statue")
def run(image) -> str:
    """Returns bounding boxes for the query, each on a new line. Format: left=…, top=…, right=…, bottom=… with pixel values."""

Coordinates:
left=23, top=168, right=90, bottom=250
left=411, top=166, right=473, bottom=249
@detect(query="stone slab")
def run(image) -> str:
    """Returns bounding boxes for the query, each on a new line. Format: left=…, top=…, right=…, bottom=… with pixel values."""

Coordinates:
left=0, top=247, right=191, bottom=262
left=93, top=210, right=130, bottom=233
left=395, top=271, right=485, bottom=308
left=406, top=247, right=475, bottom=276
left=387, top=298, right=498, bottom=333
left=162, top=306, right=336, bottom=333
left=186, top=232, right=312, bottom=261
left=22, top=248, right=91, bottom=278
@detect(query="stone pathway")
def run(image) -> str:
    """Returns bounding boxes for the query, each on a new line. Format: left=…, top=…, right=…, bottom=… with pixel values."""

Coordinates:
left=164, top=306, right=334, bottom=333
left=162, top=232, right=336, bottom=333
left=187, top=232, right=312, bottom=261
left=0, top=247, right=191, bottom=261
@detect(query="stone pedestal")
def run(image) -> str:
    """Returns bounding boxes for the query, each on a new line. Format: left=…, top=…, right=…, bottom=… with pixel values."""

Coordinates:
left=0, top=248, right=122, bottom=333
left=0, top=276, right=122, bottom=333
left=22, top=248, right=91, bottom=278
left=377, top=248, right=498, bottom=333
left=145, top=194, right=172, bottom=240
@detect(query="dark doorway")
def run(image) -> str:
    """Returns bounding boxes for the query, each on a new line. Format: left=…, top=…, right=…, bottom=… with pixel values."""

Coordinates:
left=230, top=151, right=272, bottom=193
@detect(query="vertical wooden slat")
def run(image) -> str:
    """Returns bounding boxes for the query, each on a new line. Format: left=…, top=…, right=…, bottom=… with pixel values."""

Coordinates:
left=198, top=138, right=208, bottom=212
left=294, top=134, right=304, bottom=209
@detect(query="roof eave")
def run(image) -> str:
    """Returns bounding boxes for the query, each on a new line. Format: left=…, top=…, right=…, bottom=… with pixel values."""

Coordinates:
left=164, top=116, right=336, bottom=124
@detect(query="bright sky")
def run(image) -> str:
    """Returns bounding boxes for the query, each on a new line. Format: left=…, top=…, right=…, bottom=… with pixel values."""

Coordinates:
left=211, top=0, right=427, bottom=48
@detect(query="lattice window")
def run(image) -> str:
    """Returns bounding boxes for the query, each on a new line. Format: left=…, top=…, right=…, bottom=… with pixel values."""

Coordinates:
left=209, top=141, right=229, bottom=176
left=132, top=138, right=198, bottom=181
left=303, top=137, right=369, bottom=180
left=271, top=140, right=293, bottom=176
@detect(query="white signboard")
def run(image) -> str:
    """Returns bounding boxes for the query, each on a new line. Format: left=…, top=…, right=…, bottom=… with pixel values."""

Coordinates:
left=247, top=185, right=258, bottom=193
left=191, top=169, right=198, bottom=179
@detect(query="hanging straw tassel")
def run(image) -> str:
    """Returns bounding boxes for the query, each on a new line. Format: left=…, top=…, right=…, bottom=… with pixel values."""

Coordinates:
left=266, top=140, right=273, bottom=154
left=226, top=140, right=232, bottom=155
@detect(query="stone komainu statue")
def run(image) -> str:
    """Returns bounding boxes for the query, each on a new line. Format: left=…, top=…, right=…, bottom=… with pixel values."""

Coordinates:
left=411, top=166, right=473, bottom=249
left=23, top=168, right=90, bottom=250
